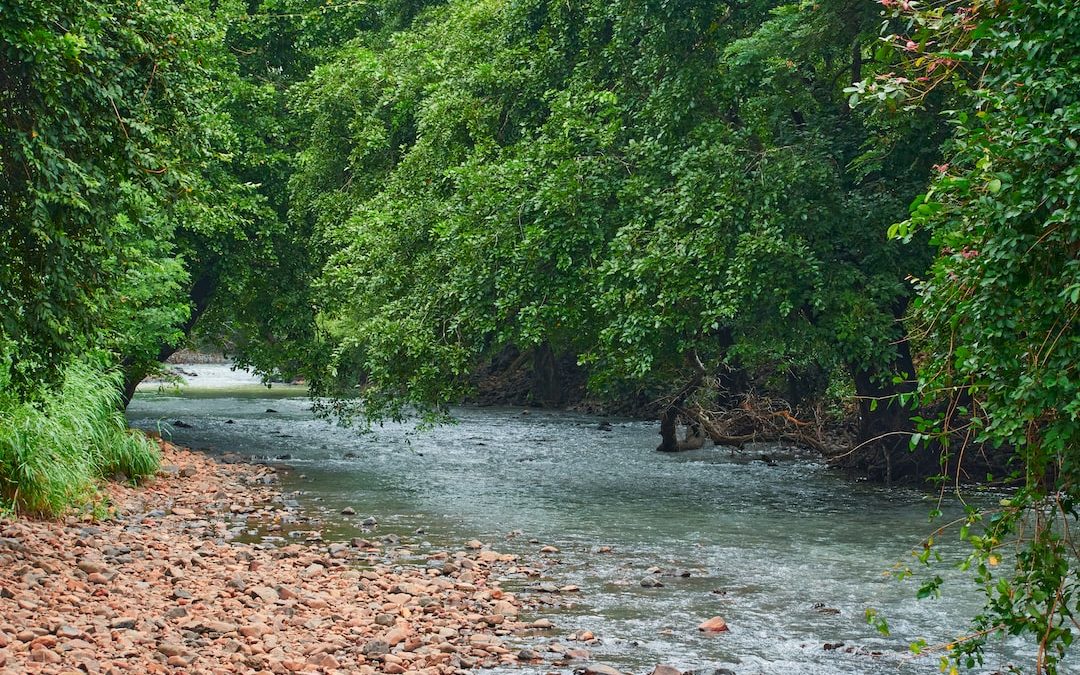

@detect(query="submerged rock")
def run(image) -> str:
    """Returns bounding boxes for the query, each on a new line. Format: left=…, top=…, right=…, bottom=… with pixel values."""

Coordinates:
left=575, top=664, right=626, bottom=675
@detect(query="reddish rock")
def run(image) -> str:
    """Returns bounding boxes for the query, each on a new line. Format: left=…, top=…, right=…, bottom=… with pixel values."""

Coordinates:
left=308, top=653, right=339, bottom=669
left=157, top=642, right=186, bottom=657
left=276, top=585, right=298, bottom=600
left=384, top=627, right=409, bottom=646
left=492, top=600, right=518, bottom=616
left=697, top=616, right=729, bottom=633
left=78, top=561, right=108, bottom=575
left=0, top=441, right=536, bottom=675
left=581, top=664, right=625, bottom=675
left=30, top=647, right=61, bottom=664
left=31, top=635, right=58, bottom=649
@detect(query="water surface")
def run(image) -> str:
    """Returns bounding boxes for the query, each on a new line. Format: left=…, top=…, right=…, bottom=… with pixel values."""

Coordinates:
left=128, top=365, right=1041, bottom=674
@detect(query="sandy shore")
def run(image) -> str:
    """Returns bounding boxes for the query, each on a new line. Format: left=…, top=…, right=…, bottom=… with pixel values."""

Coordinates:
left=0, top=442, right=550, bottom=674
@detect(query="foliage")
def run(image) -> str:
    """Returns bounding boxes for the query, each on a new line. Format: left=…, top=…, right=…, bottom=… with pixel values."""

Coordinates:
left=851, top=0, right=1080, bottom=670
left=293, top=0, right=939, bottom=423
left=0, top=0, right=244, bottom=393
left=185, top=0, right=440, bottom=386
left=0, top=358, right=159, bottom=516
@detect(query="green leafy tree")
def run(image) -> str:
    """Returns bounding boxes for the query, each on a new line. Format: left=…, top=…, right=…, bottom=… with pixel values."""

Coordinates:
left=294, top=0, right=941, bottom=454
left=0, top=0, right=268, bottom=399
left=851, top=0, right=1080, bottom=670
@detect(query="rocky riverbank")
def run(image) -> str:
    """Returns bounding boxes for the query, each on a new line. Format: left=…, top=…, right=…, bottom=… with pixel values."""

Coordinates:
left=0, top=442, right=546, bottom=674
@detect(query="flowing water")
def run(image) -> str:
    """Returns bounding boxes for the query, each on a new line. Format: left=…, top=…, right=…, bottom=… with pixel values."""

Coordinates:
left=127, top=365, right=1046, bottom=674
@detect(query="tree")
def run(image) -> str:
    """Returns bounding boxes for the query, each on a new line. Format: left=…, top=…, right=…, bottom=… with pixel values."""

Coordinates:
left=851, top=0, right=1080, bottom=669
left=294, top=0, right=941, bottom=455
left=0, top=0, right=268, bottom=400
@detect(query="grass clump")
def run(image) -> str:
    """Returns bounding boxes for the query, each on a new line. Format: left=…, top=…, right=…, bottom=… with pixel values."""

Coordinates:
left=0, top=358, right=160, bottom=516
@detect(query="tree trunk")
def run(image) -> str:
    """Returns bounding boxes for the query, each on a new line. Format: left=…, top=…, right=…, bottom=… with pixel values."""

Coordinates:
left=851, top=333, right=916, bottom=448
left=657, top=350, right=707, bottom=452
left=847, top=328, right=923, bottom=484
left=530, top=341, right=562, bottom=407
left=658, top=410, right=680, bottom=453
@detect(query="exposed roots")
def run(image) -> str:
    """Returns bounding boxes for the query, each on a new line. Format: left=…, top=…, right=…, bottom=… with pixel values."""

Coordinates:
left=667, top=394, right=839, bottom=454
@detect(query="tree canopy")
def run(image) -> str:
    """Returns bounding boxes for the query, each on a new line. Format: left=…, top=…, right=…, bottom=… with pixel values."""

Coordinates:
left=294, top=0, right=940, bottom=435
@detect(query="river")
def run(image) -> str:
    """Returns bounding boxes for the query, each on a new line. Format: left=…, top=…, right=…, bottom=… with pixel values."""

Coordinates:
left=126, top=364, right=1041, bottom=674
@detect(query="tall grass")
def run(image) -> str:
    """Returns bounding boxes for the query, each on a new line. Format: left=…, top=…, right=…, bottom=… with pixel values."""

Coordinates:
left=0, top=359, right=160, bottom=515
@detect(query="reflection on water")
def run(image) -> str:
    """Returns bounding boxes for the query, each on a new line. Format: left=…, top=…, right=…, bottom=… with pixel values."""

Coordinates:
left=126, top=364, right=1038, bottom=674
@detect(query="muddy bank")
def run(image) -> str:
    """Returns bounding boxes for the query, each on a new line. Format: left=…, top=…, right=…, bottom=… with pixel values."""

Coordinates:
left=0, top=442, right=548, bottom=674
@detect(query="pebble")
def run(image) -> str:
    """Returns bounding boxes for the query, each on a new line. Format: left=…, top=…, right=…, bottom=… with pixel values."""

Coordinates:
left=0, top=441, right=532, bottom=674
left=361, top=639, right=390, bottom=656
left=157, top=642, right=186, bottom=657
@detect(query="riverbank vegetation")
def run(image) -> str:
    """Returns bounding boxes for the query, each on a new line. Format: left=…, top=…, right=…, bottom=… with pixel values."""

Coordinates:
left=0, top=359, right=159, bottom=514
left=1, top=0, right=1077, bottom=670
